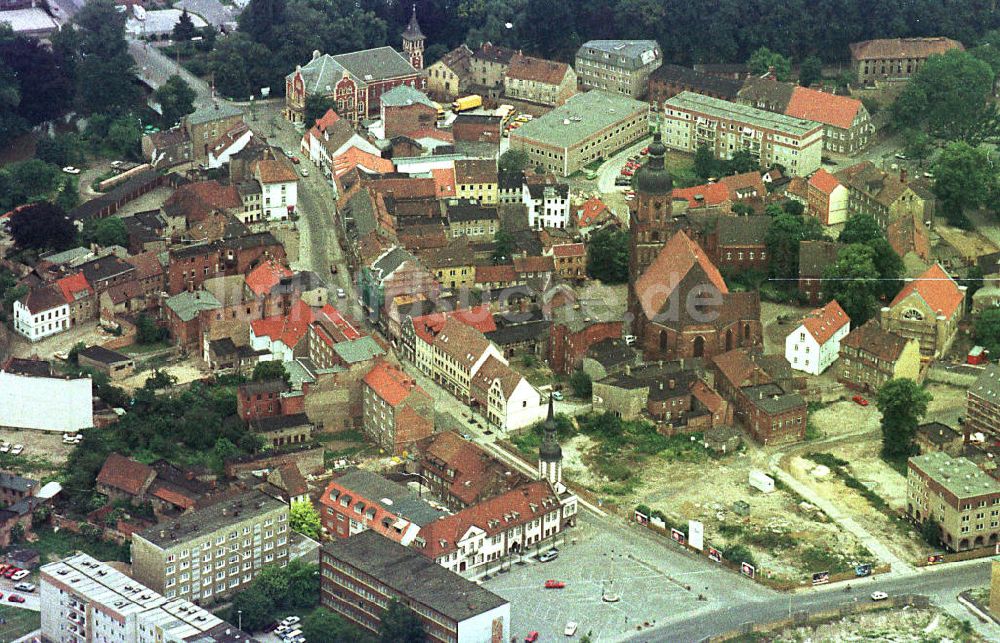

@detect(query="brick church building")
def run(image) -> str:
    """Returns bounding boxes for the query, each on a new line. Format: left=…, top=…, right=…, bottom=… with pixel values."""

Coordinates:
left=627, top=133, right=763, bottom=360
left=284, top=7, right=426, bottom=124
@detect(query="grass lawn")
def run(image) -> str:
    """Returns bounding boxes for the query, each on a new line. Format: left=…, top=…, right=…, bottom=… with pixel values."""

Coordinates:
left=31, top=527, right=130, bottom=565
left=0, top=604, right=40, bottom=641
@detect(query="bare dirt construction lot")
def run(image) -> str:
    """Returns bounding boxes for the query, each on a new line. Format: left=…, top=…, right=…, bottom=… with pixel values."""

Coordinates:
left=0, top=428, right=76, bottom=476
left=761, top=301, right=813, bottom=355
left=575, top=438, right=873, bottom=584
left=115, top=357, right=208, bottom=392
left=771, top=606, right=981, bottom=642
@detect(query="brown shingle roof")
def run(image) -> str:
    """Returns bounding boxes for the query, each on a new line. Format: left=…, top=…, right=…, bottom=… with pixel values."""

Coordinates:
left=798, top=240, right=843, bottom=278
left=840, top=319, right=910, bottom=362
left=433, top=316, right=492, bottom=365
left=454, top=159, right=497, bottom=185
left=256, top=159, right=298, bottom=184
left=505, top=54, right=571, bottom=85
left=849, top=37, right=964, bottom=61
left=634, top=230, right=728, bottom=321
left=514, top=255, right=554, bottom=274
left=799, top=300, right=850, bottom=345
left=96, top=453, right=154, bottom=496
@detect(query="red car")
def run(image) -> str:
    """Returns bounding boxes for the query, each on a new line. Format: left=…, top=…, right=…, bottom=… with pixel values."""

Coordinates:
left=640, top=147, right=649, bottom=155
left=291, top=156, right=301, bottom=165
left=8, top=595, right=23, bottom=603
left=525, top=632, right=539, bottom=643
left=3, top=568, right=17, bottom=578
left=544, top=579, right=566, bottom=589
left=852, top=395, right=869, bottom=407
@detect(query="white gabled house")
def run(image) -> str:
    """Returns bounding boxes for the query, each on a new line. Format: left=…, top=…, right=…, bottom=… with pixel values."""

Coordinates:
left=785, top=299, right=851, bottom=376
left=471, top=356, right=546, bottom=432
left=13, top=284, right=70, bottom=342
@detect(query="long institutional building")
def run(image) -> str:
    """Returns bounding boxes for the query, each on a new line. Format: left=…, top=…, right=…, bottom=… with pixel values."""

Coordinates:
left=662, top=91, right=823, bottom=177
left=510, top=89, right=649, bottom=176
left=41, top=552, right=254, bottom=643
left=131, top=490, right=289, bottom=604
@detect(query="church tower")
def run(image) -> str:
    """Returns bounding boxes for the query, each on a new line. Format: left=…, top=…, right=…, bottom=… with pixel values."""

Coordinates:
left=402, top=4, right=425, bottom=71
left=628, top=130, right=674, bottom=283
left=537, top=397, right=562, bottom=486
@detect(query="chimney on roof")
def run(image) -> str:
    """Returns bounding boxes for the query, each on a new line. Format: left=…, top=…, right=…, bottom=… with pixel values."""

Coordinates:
left=669, top=378, right=676, bottom=390
left=900, top=169, right=907, bottom=183
left=312, top=50, right=321, bottom=61
left=625, top=365, right=631, bottom=376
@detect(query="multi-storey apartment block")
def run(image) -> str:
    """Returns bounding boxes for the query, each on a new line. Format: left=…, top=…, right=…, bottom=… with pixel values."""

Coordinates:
left=40, top=552, right=252, bottom=643
left=131, top=490, right=289, bottom=604
left=661, top=91, right=823, bottom=177
left=574, top=39, right=662, bottom=98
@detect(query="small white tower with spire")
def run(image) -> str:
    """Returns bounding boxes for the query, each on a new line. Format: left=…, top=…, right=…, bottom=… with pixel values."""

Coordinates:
left=402, top=4, right=425, bottom=71
left=537, top=397, right=563, bottom=486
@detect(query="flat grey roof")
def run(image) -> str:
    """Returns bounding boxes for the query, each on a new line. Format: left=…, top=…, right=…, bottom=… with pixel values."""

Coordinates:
left=331, top=469, right=443, bottom=527
left=665, top=91, right=822, bottom=137
left=512, top=90, right=648, bottom=148
left=321, top=530, right=507, bottom=623
left=136, top=490, right=286, bottom=549
left=910, top=452, right=1000, bottom=500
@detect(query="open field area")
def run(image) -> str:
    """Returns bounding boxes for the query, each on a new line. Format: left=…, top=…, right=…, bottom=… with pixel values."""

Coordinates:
left=0, top=604, right=40, bottom=641
left=769, top=606, right=981, bottom=642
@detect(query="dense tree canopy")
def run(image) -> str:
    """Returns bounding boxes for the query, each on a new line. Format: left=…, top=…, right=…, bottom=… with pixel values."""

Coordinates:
left=764, top=212, right=825, bottom=280
left=73, top=0, right=138, bottom=115
left=0, top=31, right=73, bottom=126
left=748, top=46, right=791, bottom=80
left=586, top=228, right=629, bottom=283
left=932, top=141, right=997, bottom=225
left=876, top=378, right=931, bottom=462
left=10, top=201, right=76, bottom=252
left=822, top=243, right=881, bottom=325
left=155, top=75, right=197, bottom=127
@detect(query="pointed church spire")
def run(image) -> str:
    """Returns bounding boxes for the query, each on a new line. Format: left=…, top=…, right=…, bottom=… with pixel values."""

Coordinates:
left=539, top=395, right=561, bottom=464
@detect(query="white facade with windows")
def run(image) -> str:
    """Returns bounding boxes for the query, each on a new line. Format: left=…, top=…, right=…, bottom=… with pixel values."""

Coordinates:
left=785, top=317, right=851, bottom=376
left=522, top=181, right=571, bottom=230
left=260, top=177, right=298, bottom=221
left=13, top=296, right=69, bottom=342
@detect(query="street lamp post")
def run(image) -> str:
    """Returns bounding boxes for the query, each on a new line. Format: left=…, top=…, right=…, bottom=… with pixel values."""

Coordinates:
left=237, top=609, right=242, bottom=631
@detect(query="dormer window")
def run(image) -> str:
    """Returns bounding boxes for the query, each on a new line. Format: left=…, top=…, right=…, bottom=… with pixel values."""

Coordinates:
left=902, top=308, right=924, bottom=321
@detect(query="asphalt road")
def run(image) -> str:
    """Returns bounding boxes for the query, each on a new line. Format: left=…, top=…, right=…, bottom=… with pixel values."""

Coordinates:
left=631, top=559, right=994, bottom=642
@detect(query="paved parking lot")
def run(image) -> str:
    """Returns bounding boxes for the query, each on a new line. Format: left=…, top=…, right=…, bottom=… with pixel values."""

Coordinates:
left=482, top=513, right=767, bottom=642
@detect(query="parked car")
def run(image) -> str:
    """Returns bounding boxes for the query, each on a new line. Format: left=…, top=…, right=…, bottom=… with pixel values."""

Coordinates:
left=538, top=549, right=559, bottom=562
left=62, top=166, right=81, bottom=175
left=337, top=288, right=346, bottom=299
left=640, top=147, right=649, bottom=155
left=871, top=591, right=888, bottom=601
left=544, top=579, right=566, bottom=589
left=0, top=443, right=10, bottom=454
left=7, top=595, right=24, bottom=603
left=602, top=591, right=620, bottom=602
left=3, top=568, right=18, bottom=578
left=300, top=168, right=309, bottom=177
left=525, top=633, right=539, bottom=643
left=282, top=149, right=293, bottom=158
left=551, top=391, right=564, bottom=401
left=564, top=621, right=578, bottom=636
left=10, top=445, right=23, bottom=455
left=10, top=570, right=29, bottom=581
left=13, top=583, right=35, bottom=593
left=852, top=395, right=869, bottom=407
left=280, top=616, right=301, bottom=627
left=291, top=156, right=301, bottom=165
left=894, top=153, right=907, bottom=160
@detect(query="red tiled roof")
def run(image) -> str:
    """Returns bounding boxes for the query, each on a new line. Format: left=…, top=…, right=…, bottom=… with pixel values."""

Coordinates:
left=889, top=264, right=964, bottom=319
left=250, top=299, right=315, bottom=348
left=672, top=182, right=730, bottom=208
left=56, top=272, right=93, bottom=303
left=433, top=316, right=492, bottom=364
left=332, top=146, right=393, bottom=178
left=718, top=171, right=766, bottom=199
left=808, top=168, right=842, bottom=195
left=514, top=255, right=554, bottom=274
left=635, top=231, right=728, bottom=321
left=150, top=484, right=197, bottom=510
left=96, top=453, right=154, bottom=496
left=127, top=251, right=164, bottom=281
left=316, top=304, right=362, bottom=341
left=576, top=197, right=610, bottom=228
left=785, top=86, right=862, bottom=130
left=691, top=380, right=725, bottom=413
left=552, top=243, right=585, bottom=258
left=784, top=176, right=809, bottom=200
left=163, top=181, right=241, bottom=220
left=410, top=305, right=496, bottom=345
left=245, top=260, right=293, bottom=297
left=418, top=481, right=559, bottom=558
left=310, top=109, right=341, bottom=136
left=410, top=127, right=454, bottom=143
left=475, top=264, right=518, bottom=284
left=841, top=319, right=911, bottom=362
left=799, top=300, right=850, bottom=345
left=363, top=359, right=424, bottom=407
left=432, top=168, right=456, bottom=198
left=712, top=349, right=767, bottom=389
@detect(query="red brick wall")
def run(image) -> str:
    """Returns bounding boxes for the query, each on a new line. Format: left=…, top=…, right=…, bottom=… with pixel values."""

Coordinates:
left=237, top=390, right=285, bottom=420
left=384, top=103, right=438, bottom=139
left=548, top=320, right=622, bottom=375
left=168, top=251, right=218, bottom=295
left=715, top=243, right=768, bottom=271
left=453, top=119, right=501, bottom=143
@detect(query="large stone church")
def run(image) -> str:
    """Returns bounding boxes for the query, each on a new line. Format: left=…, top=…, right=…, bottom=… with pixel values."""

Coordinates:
left=627, top=133, right=763, bottom=361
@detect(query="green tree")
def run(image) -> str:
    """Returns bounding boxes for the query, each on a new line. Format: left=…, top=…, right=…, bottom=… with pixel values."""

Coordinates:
left=867, top=237, right=904, bottom=301
left=783, top=199, right=805, bottom=216
left=73, top=0, right=138, bottom=115
left=289, top=499, right=322, bottom=539
left=765, top=213, right=823, bottom=280
left=252, top=360, right=290, bottom=386
left=208, top=33, right=272, bottom=99
left=693, top=144, right=720, bottom=180
left=876, top=378, right=931, bottom=461
left=723, top=149, right=759, bottom=174
left=238, top=0, right=286, bottom=49
left=82, top=216, right=128, bottom=248
left=379, top=599, right=426, bottom=643
left=891, top=50, right=996, bottom=143
left=901, top=128, right=932, bottom=164
left=10, top=201, right=75, bottom=251
left=838, top=214, right=882, bottom=245
left=932, top=141, right=995, bottom=225
left=586, top=228, right=629, bottom=283
left=155, top=75, right=196, bottom=127
left=499, top=149, right=531, bottom=177
left=491, top=228, right=514, bottom=265
left=229, top=588, right=276, bottom=632
left=747, top=46, right=791, bottom=81
left=798, top=55, right=823, bottom=87
left=731, top=202, right=755, bottom=216
left=823, top=243, right=880, bottom=324
left=975, top=308, right=1000, bottom=356
left=0, top=61, right=25, bottom=147
left=301, top=609, right=367, bottom=643
left=0, top=159, right=61, bottom=209
left=569, top=370, right=592, bottom=398
left=105, top=114, right=143, bottom=159
left=921, top=519, right=942, bottom=547
left=172, top=9, right=197, bottom=41
left=35, top=134, right=85, bottom=168
left=303, top=93, right=336, bottom=125
left=212, top=437, right=239, bottom=473
left=135, top=313, right=165, bottom=344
